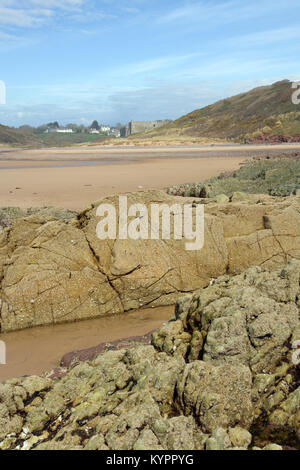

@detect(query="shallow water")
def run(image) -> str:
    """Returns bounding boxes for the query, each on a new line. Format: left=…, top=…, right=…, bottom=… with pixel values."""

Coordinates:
left=0, top=305, right=173, bottom=381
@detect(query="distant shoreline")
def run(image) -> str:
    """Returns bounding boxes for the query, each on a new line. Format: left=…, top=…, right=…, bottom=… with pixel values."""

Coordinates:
left=1, top=142, right=300, bottom=162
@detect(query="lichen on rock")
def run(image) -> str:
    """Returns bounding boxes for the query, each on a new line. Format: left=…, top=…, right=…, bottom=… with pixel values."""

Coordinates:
left=0, top=259, right=299, bottom=450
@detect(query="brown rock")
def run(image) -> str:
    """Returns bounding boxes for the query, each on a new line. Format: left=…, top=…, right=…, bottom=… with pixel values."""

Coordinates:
left=0, top=191, right=299, bottom=332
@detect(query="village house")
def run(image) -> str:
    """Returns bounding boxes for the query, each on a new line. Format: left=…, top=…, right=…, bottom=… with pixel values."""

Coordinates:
left=45, top=127, right=74, bottom=134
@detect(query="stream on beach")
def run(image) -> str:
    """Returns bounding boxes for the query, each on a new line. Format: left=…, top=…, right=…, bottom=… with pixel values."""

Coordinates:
left=0, top=305, right=173, bottom=382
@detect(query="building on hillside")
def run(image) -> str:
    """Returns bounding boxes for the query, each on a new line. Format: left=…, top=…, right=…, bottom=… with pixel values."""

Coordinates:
left=56, top=128, right=74, bottom=133
left=100, top=125, right=111, bottom=133
left=120, top=125, right=130, bottom=137
left=109, top=128, right=121, bottom=138
left=120, top=120, right=172, bottom=137
left=45, top=127, right=74, bottom=134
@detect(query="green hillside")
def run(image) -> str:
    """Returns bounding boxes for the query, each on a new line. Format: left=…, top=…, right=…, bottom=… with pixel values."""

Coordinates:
left=137, top=80, right=300, bottom=142
left=0, top=124, right=39, bottom=146
left=0, top=125, right=107, bottom=148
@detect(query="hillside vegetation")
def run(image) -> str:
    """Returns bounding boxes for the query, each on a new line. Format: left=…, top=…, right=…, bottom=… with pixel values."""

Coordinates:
left=0, top=125, right=107, bottom=148
left=167, top=155, right=300, bottom=198
left=3, top=80, right=300, bottom=147
left=134, top=80, right=300, bottom=143
left=0, top=124, right=39, bottom=146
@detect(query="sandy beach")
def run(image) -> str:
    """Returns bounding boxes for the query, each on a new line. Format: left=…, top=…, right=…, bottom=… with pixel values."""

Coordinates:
left=1, top=143, right=299, bottom=211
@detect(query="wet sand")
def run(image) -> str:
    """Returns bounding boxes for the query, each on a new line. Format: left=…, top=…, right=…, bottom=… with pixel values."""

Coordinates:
left=0, top=305, right=173, bottom=381
left=1, top=144, right=299, bottom=212
left=0, top=157, right=246, bottom=211
left=1, top=142, right=300, bottom=161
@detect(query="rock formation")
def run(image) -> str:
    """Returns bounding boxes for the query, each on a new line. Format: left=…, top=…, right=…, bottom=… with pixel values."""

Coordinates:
left=167, top=157, right=300, bottom=198
left=0, top=260, right=299, bottom=450
left=0, top=190, right=300, bottom=332
left=0, top=206, right=76, bottom=232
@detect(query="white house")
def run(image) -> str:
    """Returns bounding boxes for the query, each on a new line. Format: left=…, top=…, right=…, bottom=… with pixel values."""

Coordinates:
left=100, top=125, right=110, bottom=133
left=45, top=128, right=74, bottom=134
left=56, top=128, right=74, bottom=133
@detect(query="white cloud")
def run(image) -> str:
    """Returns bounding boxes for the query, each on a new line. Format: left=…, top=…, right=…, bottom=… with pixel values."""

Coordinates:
left=0, top=30, right=21, bottom=40
left=230, top=27, right=300, bottom=46
left=0, top=0, right=117, bottom=51
left=0, top=0, right=97, bottom=28
left=157, top=0, right=299, bottom=25
left=0, top=6, right=52, bottom=27
left=29, top=0, right=84, bottom=8
left=113, top=52, right=202, bottom=76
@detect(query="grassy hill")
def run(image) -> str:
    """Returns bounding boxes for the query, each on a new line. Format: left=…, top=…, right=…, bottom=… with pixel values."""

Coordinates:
left=0, top=125, right=108, bottom=148
left=3, top=80, right=300, bottom=147
left=0, top=124, right=40, bottom=146
left=133, top=80, right=300, bottom=143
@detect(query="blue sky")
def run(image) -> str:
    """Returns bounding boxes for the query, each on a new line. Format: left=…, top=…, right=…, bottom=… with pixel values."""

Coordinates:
left=0, top=0, right=300, bottom=127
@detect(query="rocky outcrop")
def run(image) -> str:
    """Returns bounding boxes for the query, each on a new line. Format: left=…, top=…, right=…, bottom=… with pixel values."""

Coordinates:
left=153, top=260, right=300, bottom=370
left=0, top=206, right=76, bottom=232
left=0, top=260, right=299, bottom=450
left=245, top=133, right=300, bottom=145
left=167, top=157, right=300, bottom=198
left=0, top=191, right=300, bottom=332
left=59, top=330, right=156, bottom=370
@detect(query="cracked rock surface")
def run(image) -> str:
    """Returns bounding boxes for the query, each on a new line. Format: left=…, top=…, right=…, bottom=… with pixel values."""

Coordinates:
left=0, top=260, right=299, bottom=450
left=0, top=206, right=76, bottom=232
left=0, top=190, right=300, bottom=332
